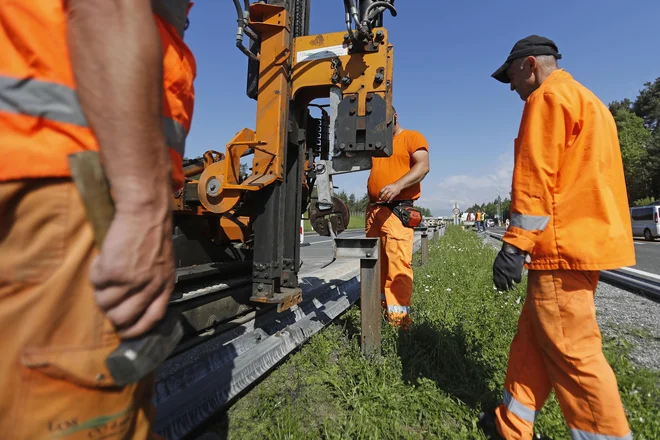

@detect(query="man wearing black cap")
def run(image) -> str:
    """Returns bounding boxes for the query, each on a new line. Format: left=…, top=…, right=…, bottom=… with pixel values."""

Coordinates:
left=491, top=35, right=563, bottom=101
left=481, top=36, right=635, bottom=440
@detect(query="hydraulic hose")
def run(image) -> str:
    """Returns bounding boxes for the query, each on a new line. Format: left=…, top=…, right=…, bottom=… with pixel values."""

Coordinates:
left=233, top=0, right=258, bottom=61
left=343, top=0, right=353, bottom=35
left=240, top=0, right=258, bottom=40
left=343, top=0, right=363, bottom=33
left=365, top=1, right=397, bottom=21
left=232, top=0, right=242, bottom=20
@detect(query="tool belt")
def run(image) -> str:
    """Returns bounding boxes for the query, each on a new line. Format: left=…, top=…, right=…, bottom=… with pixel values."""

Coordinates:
left=381, top=200, right=422, bottom=228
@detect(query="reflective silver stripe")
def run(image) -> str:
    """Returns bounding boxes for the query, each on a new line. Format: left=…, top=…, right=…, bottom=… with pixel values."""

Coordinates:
left=162, top=116, right=187, bottom=157
left=153, top=0, right=190, bottom=37
left=387, top=305, right=409, bottom=314
left=0, top=75, right=187, bottom=155
left=570, top=428, right=633, bottom=440
left=503, top=390, right=539, bottom=423
left=0, top=75, right=87, bottom=127
left=510, top=212, right=550, bottom=232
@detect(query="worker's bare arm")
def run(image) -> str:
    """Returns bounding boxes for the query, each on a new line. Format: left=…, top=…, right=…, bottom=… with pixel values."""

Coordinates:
left=66, top=0, right=175, bottom=339
left=378, top=149, right=430, bottom=202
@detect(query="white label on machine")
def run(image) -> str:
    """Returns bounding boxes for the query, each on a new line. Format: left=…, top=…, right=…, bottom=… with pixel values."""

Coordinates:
left=296, top=44, right=348, bottom=63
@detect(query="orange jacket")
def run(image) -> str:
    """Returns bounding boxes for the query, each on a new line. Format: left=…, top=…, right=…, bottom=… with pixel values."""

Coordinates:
left=0, top=1, right=195, bottom=191
left=503, top=69, right=635, bottom=270
left=155, top=1, right=197, bottom=191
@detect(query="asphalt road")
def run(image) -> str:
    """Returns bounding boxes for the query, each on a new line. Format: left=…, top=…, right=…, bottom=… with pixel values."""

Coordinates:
left=299, top=229, right=366, bottom=274
left=487, top=227, right=660, bottom=276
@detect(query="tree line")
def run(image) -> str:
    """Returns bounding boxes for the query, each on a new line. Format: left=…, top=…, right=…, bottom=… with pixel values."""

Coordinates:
left=609, top=77, right=660, bottom=206
left=470, top=76, right=660, bottom=218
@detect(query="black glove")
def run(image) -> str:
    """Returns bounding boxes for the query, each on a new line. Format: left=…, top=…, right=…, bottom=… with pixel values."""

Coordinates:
left=492, top=244, right=525, bottom=291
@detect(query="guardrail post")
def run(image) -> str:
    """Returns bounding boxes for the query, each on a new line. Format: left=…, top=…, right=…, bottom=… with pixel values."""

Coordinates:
left=413, top=226, right=429, bottom=266
left=333, top=237, right=381, bottom=357
left=360, top=254, right=380, bottom=356
left=421, top=231, right=429, bottom=265
left=433, top=227, right=439, bottom=243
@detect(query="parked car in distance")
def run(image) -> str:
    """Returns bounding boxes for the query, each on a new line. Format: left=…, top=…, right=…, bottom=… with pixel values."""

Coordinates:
left=630, top=204, right=660, bottom=241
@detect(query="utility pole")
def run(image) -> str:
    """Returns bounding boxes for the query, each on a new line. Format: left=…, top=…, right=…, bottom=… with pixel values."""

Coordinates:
left=496, top=188, right=501, bottom=226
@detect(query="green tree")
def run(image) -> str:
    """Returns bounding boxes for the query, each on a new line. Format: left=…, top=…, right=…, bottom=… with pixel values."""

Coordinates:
left=357, top=193, right=369, bottom=213
left=417, top=206, right=432, bottom=217
left=629, top=77, right=660, bottom=198
left=348, top=193, right=356, bottom=212
left=608, top=98, right=634, bottom=116
left=484, top=202, right=497, bottom=218
left=633, top=77, right=660, bottom=130
left=633, top=196, right=657, bottom=207
left=612, top=109, right=651, bottom=202
left=646, top=129, right=660, bottom=198
left=501, top=198, right=511, bottom=220
left=239, top=162, right=249, bottom=181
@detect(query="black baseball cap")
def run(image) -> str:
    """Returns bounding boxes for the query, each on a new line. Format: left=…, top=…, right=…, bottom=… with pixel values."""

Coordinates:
left=491, top=35, right=562, bottom=83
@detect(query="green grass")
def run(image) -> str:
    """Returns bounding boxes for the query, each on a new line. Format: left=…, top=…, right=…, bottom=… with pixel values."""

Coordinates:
left=304, top=215, right=365, bottom=233
left=215, top=226, right=660, bottom=439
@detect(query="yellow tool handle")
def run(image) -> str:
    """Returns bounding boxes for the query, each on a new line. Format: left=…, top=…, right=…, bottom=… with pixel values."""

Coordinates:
left=68, top=151, right=115, bottom=247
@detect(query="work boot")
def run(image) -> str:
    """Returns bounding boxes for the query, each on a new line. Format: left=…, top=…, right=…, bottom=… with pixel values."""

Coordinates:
left=478, top=411, right=505, bottom=440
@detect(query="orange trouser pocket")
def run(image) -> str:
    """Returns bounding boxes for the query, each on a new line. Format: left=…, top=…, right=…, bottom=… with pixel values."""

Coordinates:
left=365, top=204, right=414, bottom=328
left=0, top=179, right=156, bottom=439
left=495, top=270, right=631, bottom=440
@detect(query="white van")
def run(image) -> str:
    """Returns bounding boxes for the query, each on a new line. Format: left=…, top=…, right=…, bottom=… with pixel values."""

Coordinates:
left=630, top=204, right=660, bottom=241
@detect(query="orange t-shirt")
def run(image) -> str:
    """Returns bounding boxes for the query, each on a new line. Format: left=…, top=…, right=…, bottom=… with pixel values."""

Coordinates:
left=367, top=129, right=428, bottom=202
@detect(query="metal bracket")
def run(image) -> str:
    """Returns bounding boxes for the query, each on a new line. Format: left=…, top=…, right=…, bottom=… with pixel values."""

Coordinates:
left=250, top=287, right=302, bottom=313
left=334, top=238, right=379, bottom=260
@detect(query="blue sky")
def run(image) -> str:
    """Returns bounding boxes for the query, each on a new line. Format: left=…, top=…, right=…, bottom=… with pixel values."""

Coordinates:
left=183, top=0, right=660, bottom=216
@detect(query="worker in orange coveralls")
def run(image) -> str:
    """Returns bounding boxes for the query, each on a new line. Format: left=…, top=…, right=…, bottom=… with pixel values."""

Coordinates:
left=365, top=107, right=430, bottom=330
left=478, top=35, right=635, bottom=440
left=0, top=0, right=195, bottom=438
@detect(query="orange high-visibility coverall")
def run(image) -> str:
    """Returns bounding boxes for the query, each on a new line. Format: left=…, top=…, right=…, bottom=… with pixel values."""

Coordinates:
left=496, top=69, right=635, bottom=440
left=0, top=1, right=195, bottom=438
left=366, top=129, right=429, bottom=329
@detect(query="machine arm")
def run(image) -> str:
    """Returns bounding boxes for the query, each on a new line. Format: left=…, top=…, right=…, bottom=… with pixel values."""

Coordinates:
left=171, top=0, right=397, bottom=311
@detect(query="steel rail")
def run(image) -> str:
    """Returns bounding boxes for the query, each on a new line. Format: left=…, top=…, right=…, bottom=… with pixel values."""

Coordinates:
left=152, top=229, right=438, bottom=439
left=486, top=231, right=660, bottom=301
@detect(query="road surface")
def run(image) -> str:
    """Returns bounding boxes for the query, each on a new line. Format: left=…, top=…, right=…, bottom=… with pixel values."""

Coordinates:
left=300, top=229, right=366, bottom=274
left=486, top=227, right=660, bottom=276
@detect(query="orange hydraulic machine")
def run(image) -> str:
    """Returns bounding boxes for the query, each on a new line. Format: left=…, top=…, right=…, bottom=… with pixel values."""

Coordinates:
left=171, top=0, right=397, bottom=314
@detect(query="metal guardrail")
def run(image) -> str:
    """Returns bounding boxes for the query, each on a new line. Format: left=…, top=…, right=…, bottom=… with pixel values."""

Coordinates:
left=485, top=231, right=660, bottom=301
left=153, top=226, right=445, bottom=439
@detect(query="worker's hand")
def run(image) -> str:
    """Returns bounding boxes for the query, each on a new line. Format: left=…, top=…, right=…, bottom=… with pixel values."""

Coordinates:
left=89, top=209, right=175, bottom=339
left=378, top=182, right=403, bottom=203
left=492, top=243, right=526, bottom=291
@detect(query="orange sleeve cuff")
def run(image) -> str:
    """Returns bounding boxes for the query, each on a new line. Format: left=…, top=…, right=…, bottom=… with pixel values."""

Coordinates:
left=502, top=226, right=537, bottom=254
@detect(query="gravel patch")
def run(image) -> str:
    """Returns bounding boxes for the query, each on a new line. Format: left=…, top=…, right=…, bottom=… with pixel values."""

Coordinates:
left=480, top=231, right=660, bottom=372
left=595, top=282, right=660, bottom=371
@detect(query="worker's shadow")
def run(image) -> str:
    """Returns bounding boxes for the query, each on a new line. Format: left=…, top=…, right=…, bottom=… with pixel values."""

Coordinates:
left=396, top=320, right=501, bottom=411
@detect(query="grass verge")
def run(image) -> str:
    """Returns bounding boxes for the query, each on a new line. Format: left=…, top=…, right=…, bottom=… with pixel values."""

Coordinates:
left=216, top=226, right=660, bottom=439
